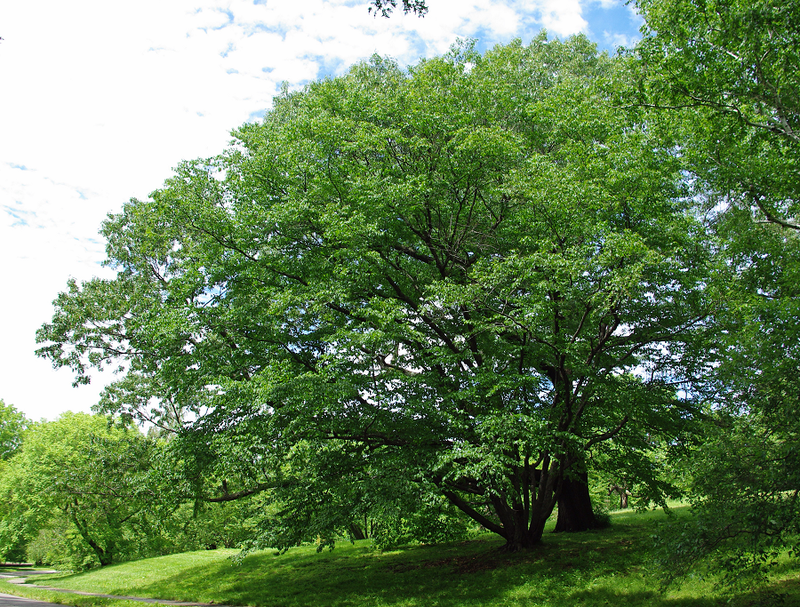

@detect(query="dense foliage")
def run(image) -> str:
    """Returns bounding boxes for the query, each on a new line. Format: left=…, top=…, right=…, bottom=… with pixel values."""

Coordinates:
left=23, top=0, right=800, bottom=580
left=0, top=400, right=28, bottom=462
left=635, top=0, right=800, bottom=585
left=636, top=0, right=799, bottom=231
left=0, top=414, right=156, bottom=568
left=36, top=36, right=708, bottom=553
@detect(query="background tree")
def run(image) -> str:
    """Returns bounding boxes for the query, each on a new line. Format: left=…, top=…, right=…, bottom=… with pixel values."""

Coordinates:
left=0, top=413, right=157, bottom=568
left=0, top=400, right=30, bottom=560
left=38, top=36, right=709, bottom=553
left=368, top=0, right=427, bottom=17
left=635, top=0, right=799, bottom=231
left=652, top=212, right=800, bottom=587
left=0, top=399, right=29, bottom=461
left=635, top=0, right=800, bottom=585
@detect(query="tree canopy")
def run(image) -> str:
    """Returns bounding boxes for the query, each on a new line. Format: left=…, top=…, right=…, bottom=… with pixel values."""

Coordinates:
left=635, top=0, right=799, bottom=231
left=38, top=36, right=709, bottom=552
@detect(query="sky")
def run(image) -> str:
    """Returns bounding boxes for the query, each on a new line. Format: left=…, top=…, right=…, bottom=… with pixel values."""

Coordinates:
left=0, top=0, right=642, bottom=422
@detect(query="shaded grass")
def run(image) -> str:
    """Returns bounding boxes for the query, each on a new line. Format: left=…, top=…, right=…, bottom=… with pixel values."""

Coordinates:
left=6, top=508, right=800, bottom=607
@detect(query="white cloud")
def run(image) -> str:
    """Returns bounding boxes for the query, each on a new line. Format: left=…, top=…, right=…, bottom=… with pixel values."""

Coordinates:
left=604, top=30, right=638, bottom=50
left=0, top=164, right=114, bottom=420
left=535, top=0, right=587, bottom=36
left=0, top=0, right=626, bottom=421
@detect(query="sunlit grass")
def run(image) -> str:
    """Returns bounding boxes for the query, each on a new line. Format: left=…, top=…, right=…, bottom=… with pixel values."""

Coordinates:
left=3, top=507, right=800, bottom=607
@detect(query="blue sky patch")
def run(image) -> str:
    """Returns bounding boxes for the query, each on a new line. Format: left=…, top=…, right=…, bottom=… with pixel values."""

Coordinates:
left=583, top=1, right=643, bottom=53
left=248, top=109, right=267, bottom=122
left=311, top=54, right=347, bottom=77
left=216, top=7, right=235, bottom=28
left=468, top=26, right=498, bottom=57
left=241, top=21, right=289, bottom=38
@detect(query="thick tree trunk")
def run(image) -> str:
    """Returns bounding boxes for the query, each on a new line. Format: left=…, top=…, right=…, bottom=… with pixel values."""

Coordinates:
left=500, top=513, right=550, bottom=552
left=443, top=487, right=556, bottom=552
left=349, top=523, right=367, bottom=540
left=609, top=484, right=631, bottom=509
left=82, top=534, right=114, bottom=566
left=554, top=471, right=600, bottom=533
left=441, top=458, right=560, bottom=551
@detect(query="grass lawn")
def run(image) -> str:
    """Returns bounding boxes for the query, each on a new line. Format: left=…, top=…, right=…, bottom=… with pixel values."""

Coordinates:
left=2, top=508, right=800, bottom=607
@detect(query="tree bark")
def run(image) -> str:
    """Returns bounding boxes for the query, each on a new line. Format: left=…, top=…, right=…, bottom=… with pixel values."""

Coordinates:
left=609, top=484, right=631, bottom=509
left=554, top=470, right=600, bottom=532
left=349, top=523, right=367, bottom=540
left=443, top=483, right=557, bottom=552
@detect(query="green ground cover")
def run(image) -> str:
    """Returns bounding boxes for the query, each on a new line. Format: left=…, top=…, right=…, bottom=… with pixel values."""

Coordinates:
left=2, top=509, right=799, bottom=607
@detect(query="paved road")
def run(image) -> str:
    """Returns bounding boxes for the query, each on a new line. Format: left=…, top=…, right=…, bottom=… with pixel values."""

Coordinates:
left=0, top=571, right=224, bottom=607
left=0, top=592, right=65, bottom=607
left=0, top=572, right=62, bottom=607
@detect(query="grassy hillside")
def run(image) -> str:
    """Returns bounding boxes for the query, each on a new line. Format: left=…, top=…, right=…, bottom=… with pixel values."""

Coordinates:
left=3, top=508, right=800, bottom=607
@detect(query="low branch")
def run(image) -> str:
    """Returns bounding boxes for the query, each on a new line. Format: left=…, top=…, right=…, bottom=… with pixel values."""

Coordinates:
left=207, top=482, right=276, bottom=502
left=584, top=415, right=629, bottom=450
left=442, top=490, right=506, bottom=537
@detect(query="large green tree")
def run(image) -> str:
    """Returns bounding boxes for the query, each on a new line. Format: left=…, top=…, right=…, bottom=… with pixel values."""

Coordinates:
left=654, top=216, right=800, bottom=587
left=0, top=400, right=31, bottom=561
left=38, top=37, right=708, bottom=552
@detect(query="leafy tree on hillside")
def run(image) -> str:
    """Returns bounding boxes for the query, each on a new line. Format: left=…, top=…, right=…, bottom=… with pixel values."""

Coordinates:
left=37, top=37, right=708, bottom=552
left=0, top=413, right=156, bottom=568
